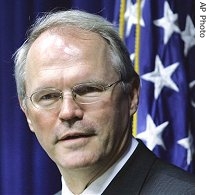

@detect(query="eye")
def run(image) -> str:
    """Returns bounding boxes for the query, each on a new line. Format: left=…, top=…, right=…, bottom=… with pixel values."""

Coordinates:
left=39, top=92, right=61, bottom=101
left=32, top=90, right=62, bottom=106
left=73, top=84, right=104, bottom=97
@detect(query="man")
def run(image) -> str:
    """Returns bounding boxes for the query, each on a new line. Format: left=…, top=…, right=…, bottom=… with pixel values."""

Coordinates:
left=14, top=10, right=194, bottom=194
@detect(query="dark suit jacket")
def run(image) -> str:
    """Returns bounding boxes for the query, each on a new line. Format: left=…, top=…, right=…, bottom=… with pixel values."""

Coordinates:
left=55, top=139, right=195, bottom=195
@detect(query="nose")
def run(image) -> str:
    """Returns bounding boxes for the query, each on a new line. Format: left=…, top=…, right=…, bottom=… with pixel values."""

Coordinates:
left=58, top=94, right=84, bottom=121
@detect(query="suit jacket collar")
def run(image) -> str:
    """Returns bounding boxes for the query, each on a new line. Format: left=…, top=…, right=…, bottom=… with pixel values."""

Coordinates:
left=102, top=139, right=157, bottom=195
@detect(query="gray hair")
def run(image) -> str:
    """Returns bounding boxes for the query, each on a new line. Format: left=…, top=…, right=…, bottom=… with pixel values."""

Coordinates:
left=14, top=9, right=139, bottom=101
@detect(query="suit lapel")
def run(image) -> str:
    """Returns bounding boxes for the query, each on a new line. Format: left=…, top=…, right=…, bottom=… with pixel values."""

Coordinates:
left=102, top=140, right=157, bottom=195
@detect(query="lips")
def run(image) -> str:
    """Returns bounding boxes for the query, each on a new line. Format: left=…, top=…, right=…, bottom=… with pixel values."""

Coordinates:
left=58, top=132, right=95, bottom=142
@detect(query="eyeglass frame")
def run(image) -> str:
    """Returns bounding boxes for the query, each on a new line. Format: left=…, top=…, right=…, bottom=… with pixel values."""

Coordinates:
left=25, top=79, right=123, bottom=110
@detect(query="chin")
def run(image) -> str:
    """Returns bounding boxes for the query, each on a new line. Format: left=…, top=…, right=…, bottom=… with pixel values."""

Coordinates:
left=57, top=152, right=100, bottom=170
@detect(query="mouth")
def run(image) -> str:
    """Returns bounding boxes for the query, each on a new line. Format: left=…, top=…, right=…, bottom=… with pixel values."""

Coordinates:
left=60, top=133, right=94, bottom=141
left=58, top=132, right=95, bottom=143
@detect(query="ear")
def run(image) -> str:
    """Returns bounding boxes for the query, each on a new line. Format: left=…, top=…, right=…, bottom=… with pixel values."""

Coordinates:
left=129, top=77, right=140, bottom=116
left=19, top=98, right=35, bottom=132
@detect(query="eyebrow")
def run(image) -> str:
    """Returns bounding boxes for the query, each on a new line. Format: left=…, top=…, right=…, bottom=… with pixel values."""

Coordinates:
left=30, top=80, right=111, bottom=93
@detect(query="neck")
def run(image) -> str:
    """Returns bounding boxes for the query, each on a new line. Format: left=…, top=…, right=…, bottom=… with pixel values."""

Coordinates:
left=61, top=168, right=98, bottom=194
left=59, top=159, right=117, bottom=194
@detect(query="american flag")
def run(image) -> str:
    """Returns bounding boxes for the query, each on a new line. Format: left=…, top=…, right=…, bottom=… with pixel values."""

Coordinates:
left=113, top=0, right=195, bottom=173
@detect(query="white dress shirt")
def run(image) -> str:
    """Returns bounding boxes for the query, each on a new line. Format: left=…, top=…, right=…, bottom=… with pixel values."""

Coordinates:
left=61, top=138, right=138, bottom=195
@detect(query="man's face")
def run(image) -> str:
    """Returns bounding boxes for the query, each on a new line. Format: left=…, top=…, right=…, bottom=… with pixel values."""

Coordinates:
left=22, top=28, right=138, bottom=172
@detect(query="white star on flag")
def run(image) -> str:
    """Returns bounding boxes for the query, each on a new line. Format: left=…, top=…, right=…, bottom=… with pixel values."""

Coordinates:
left=124, top=0, right=139, bottom=37
left=153, top=1, right=180, bottom=44
left=181, top=15, right=195, bottom=56
left=177, top=131, right=194, bottom=165
left=141, top=55, right=179, bottom=99
left=130, top=52, right=135, bottom=62
left=136, top=114, right=169, bottom=151
left=189, top=80, right=195, bottom=107
left=140, top=0, right=146, bottom=27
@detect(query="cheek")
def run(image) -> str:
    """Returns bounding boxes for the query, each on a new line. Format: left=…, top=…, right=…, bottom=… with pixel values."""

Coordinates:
left=89, top=95, right=130, bottom=141
left=94, top=99, right=131, bottom=159
left=29, top=111, right=56, bottom=130
left=26, top=109, right=58, bottom=148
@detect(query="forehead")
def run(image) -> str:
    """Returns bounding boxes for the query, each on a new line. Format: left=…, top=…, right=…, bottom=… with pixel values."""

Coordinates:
left=25, top=27, right=118, bottom=90
left=27, top=26, right=109, bottom=63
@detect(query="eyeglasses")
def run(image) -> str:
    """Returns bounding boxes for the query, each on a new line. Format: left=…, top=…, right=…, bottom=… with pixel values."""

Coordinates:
left=26, top=79, right=122, bottom=110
